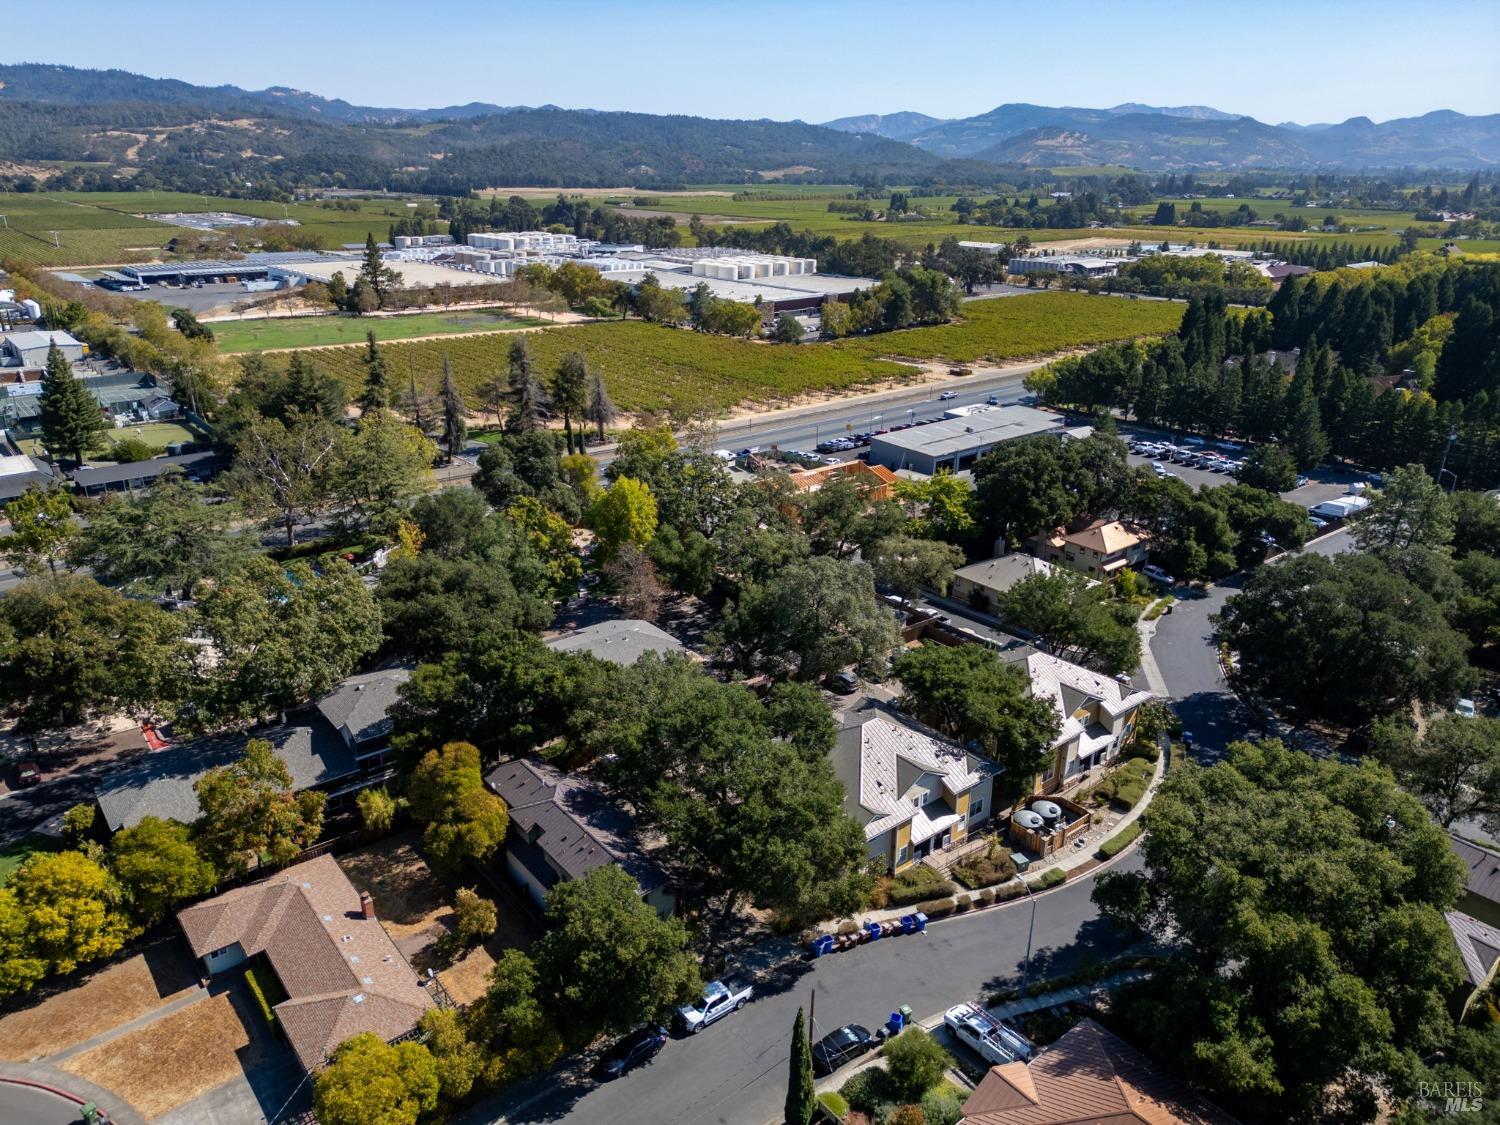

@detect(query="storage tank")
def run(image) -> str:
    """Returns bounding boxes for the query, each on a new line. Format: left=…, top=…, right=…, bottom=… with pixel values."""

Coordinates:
left=1013, top=809, right=1044, bottom=831
left=1030, top=800, right=1062, bottom=827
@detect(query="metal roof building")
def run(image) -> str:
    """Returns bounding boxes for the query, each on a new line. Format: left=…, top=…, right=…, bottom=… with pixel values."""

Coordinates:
left=866, top=405, right=1066, bottom=475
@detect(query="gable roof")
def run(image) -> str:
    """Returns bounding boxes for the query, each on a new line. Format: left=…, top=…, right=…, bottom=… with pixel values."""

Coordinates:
left=830, top=706, right=990, bottom=842
left=95, top=721, right=356, bottom=832
left=315, top=667, right=410, bottom=748
left=1053, top=519, right=1146, bottom=556
left=176, top=854, right=433, bottom=1072
left=1446, top=911, right=1500, bottom=987
left=953, top=554, right=1067, bottom=596
left=1, top=330, right=82, bottom=353
left=544, top=619, right=687, bottom=666
left=1451, top=834, right=1500, bottom=905
left=485, top=758, right=667, bottom=895
left=960, top=1018, right=1238, bottom=1125
left=1026, top=652, right=1153, bottom=750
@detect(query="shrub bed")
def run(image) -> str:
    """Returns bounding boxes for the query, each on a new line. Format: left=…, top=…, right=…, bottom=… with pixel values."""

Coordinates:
left=916, top=896, right=958, bottom=918
left=885, top=864, right=957, bottom=907
left=1035, top=868, right=1067, bottom=890
left=817, top=1090, right=850, bottom=1121
left=244, top=963, right=284, bottom=1027
left=1098, top=820, right=1143, bottom=859
left=952, top=839, right=1017, bottom=890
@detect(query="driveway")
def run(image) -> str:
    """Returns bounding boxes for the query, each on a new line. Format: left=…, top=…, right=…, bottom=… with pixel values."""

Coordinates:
left=1147, top=528, right=1352, bottom=759
left=458, top=852, right=1143, bottom=1125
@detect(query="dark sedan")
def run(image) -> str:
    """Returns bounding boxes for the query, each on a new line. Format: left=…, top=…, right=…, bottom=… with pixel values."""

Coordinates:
left=812, top=1024, right=873, bottom=1076
left=593, top=1025, right=668, bottom=1079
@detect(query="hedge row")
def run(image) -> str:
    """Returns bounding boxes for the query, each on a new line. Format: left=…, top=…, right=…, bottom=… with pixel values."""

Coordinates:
left=1098, top=820, right=1144, bottom=859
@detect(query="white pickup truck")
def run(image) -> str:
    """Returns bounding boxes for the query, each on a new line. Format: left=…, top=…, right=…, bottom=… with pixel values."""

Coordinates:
left=676, top=976, right=753, bottom=1033
left=944, top=1002, right=1035, bottom=1065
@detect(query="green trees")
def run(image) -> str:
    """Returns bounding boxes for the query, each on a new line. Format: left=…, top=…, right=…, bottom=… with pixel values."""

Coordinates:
left=891, top=644, right=1059, bottom=802
left=38, top=341, right=105, bottom=467
left=224, top=412, right=344, bottom=548
left=714, top=555, right=899, bottom=682
left=1093, top=740, right=1466, bottom=1121
left=335, top=407, right=436, bottom=532
left=583, top=366, right=617, bottom=442
left=533, top=866, right=699, bottom=1037
left=772, top=314, right=805, bottom=345
left=451, top=887, right=497, bottom=948
left=194, top=739, right=326, bottom=875
left=551, top=351, right=589, bottom=454
left=882, top=1026, right=951, bottom=1103
left=589, top=477, right=659, bottom=560
left=406, top=742, right=509, bottom=875
left=466, top=948, right=566, bottom=1086
left=997, top=571, right=1141, bottom=675
left=358, top=330, right=390, bottom=411
left=786, top=1007, right=815, bottom=1125
left=69, top=470, right=248, bottom=596
left=440, top=358, right=468, bottom=462
left=866, top=535, right=964, bottom=603
left=0, top=575, right=192, bottom=731
left=1, top=486, right=77, bottom=575
left=107, top=816, right=216, bottom=924
left=313, top=1033, right=439, bottom=1125
left=1214, top=552, right=1474, bottom=730
left=1234, top=444, right=1298, bottom=493
left=506, top=337, right=549, bottom=432
left=194, top=558, right=381, bottom=726
left=973, top=436, right=1074, bottom=547
left=356, top=787, right=398, bottom=833
left=355, top=232, right=403, bottom=309
left=1372, top=714, right=1500, bottom=834
left=4, top=850, right=132, bottom=984
left=1352, top=463, right=1454, bottom=553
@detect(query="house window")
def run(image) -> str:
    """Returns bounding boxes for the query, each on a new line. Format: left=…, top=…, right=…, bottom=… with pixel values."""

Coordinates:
left=208, top=945, right=233, bottom=959
left=912, top=796, right=921, bottom=808
left=969, top=799, right=984, bottom=819
left=897, top=845, right=910, bottom=866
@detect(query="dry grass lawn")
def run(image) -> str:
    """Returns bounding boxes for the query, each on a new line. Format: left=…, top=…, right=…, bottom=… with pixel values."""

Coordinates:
left=337, top=830, right=452, bottom=941
left=61, top=990, right=266, bottom=1119
left=0, top=942, right=197, bottom=1062
left=439, top=944, right=496, bottom=1007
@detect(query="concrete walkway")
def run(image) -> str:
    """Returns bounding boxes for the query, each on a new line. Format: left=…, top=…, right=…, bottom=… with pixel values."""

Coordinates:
left=988, top=969, right=1152, bottom=1022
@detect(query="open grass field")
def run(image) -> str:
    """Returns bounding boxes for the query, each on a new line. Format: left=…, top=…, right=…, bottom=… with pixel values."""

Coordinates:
left=0, top=942, right=198, bottom=1062
left=271, top=291, right=1180, bottom=418
left=213, top=308, right=548, bottom=352
left=61, top=989, right=270, bottom=1118
left=0, top=833, right=63, bottom=884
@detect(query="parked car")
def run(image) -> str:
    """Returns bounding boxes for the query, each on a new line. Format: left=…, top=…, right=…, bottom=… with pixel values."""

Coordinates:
left=939, top=390, right=959, bottom=400
left=1295, top=475, right=1310, bottom=488
left=986, top=394, right=1001, bottom=405
left=1181, top=436, right=1206, bottom=447
left=812, top=1024, right=874, bottom=1076
left=1141, top=564, right=1175, bottom=586
left=828, top=670, right=859, bottom=695
left=1456, top=698, right=1478, bottom=719
left=13, top=760, right=41, bottom=788
left=1308, top=516, right=1329, bottom=528
left=593, top=1025, right=668, bottom=1079
left=1151, top=461, right=1168, bottom=476
left=676, top=977, right=753, bottom=1033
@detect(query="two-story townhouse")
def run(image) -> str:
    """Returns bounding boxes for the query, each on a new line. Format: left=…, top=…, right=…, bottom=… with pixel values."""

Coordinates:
left=1034, top=519, right=1149, bottom=579
left=1025, top=652, right=1153, bottom=794
left=829, top=704, right=999, bottom=874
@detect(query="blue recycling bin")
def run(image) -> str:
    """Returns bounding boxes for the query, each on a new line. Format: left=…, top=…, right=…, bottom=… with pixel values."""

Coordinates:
left=912, top=911, right=928, bottom=932
left=810, top=934, right=835, bottom=957
left=885, top=1010, right=906, bottom=1037
left=865, top=922, right=883, bottom=941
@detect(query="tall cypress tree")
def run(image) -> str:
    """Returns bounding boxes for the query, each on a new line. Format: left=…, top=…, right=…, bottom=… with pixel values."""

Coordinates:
left=38, top=341, right=106, bottom=467
left=359, top=331, right=389, bottom=411
left=785, top=1007, right=814, bottom=1125
left=440, top=356, right=467, bottom=462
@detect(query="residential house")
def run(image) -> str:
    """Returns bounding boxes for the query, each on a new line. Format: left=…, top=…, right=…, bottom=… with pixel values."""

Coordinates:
left=829, top=703, right=997, bottom=873
left=0, top=452, right=56, bottom=505
left=485, top=758, right=675, bottom=917
left=1452, top=834, right=1500, bottom=928
left=71, top=451, right=222, bottom=497
left=959, top=1017, right=1238, bottom=1125
left=94, top=668, right=410, bottom=833
left=176, top=854, right=435, bottom=1073
left=1025, top=652, right=1153, bottom=795
left=1445, top=911, right=1500, bottom=1021
left=950, top=553, right=1071, bottom=615
left=544, top=618, right=688, bottom=666
left=1033, top=519, right=1149, bottom=579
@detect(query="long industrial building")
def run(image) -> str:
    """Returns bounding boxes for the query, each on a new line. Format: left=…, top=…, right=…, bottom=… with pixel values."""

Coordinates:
left=865, top=405, right=1071, bottom=475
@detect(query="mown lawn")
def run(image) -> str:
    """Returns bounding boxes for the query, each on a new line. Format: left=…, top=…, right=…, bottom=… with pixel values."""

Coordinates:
left=0, top=835, right=64, bottom=885
left=212, top=308, right=548, bottom=352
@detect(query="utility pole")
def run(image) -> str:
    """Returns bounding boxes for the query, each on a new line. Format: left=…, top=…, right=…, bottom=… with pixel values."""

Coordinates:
left=1437, top=429, right=1460, bottom=492
left=809, top=988, right=815, bottom=1036
left=1019, top=878, right=1038, bottom=999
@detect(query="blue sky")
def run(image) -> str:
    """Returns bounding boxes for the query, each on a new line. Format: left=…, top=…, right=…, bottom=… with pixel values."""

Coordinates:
left=7, top=0, right=1496, bottom=125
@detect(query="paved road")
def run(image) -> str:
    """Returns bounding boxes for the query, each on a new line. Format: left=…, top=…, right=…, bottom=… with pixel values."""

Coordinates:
left=0, top=1082, right=89, bottom=1125
left=464, top=852, right=1142, bottom=1125
left=1147, top=528, right=1352, bottom=760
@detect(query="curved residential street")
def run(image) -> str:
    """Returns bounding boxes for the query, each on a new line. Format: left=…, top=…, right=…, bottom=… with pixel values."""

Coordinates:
left=461, top=852, right=1144, bottom=1125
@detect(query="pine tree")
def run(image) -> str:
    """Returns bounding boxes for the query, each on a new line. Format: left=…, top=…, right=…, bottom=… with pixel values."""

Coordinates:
left=506, top=337, right=549, bottom=433
left=584, top=369, right=617, bottom=442
left=359, top=331, right=389, bottom=412
left=785, top=1007, right=814, bottom=1125
left=38, top=341, right=106, bottom=467
left=552, top=351, right=589, bottom=454
left=440, top=356, right=467, bottom=462
left=399, top=359, right=437, bottom=439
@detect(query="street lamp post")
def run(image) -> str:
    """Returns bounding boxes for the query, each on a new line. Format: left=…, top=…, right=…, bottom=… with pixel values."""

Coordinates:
left=1019, top=877, right=1038, bottom=999
left=1437, top=429, right=1460, bottom=492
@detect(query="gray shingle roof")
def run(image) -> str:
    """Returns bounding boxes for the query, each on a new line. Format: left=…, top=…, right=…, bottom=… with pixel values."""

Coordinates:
left=486, top=758, right=667, bottom=896
left=1452, top=834, right=1500, bottom=905
left=70, top=451, right=220, bottom=490
left=544, top=619, right=687, bottom=666
left=315, top=668, right=410, bottom=749
left=96, top=722, right=355, bottom=831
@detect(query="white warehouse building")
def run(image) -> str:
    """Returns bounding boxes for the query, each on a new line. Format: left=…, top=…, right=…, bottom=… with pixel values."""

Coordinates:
left=467, top=231, right=589, bottom=253
left=690, top=254, right=816, bottom=281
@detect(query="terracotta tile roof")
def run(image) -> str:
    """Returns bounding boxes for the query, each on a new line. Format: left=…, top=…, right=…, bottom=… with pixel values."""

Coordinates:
left=960, top=1019, right=1238, bottom=1125
left=176, top=854, right=433, bottom=1071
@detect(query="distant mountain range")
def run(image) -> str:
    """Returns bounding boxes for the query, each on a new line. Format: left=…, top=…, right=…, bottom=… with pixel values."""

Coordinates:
left=0, top=64, right=1496, bottom=192
left=822, top=102, right=1500, bottom=170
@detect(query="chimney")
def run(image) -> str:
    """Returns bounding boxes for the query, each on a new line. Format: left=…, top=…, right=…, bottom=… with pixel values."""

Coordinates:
left=994, top=537, right=1007, bottom=558
left=359, top=891, right=375, bottom=920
